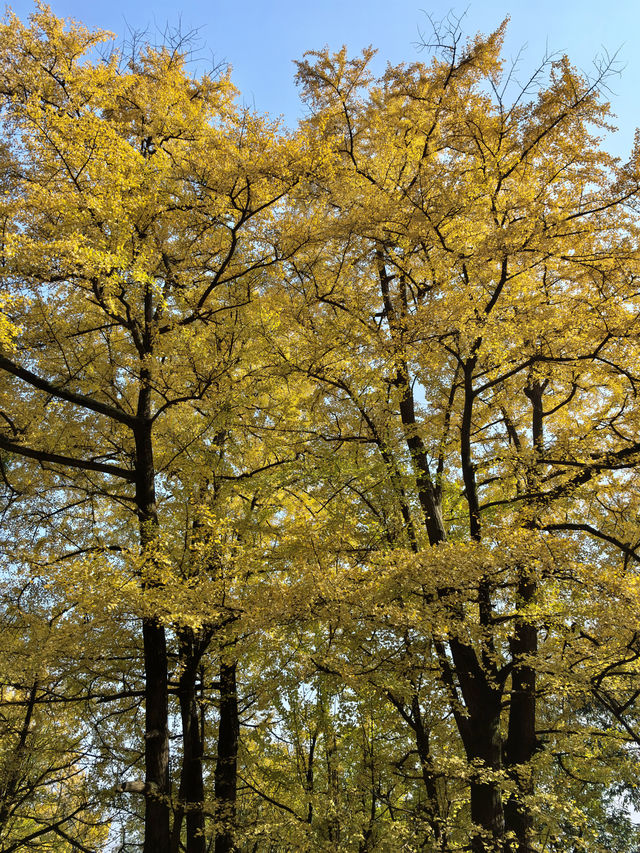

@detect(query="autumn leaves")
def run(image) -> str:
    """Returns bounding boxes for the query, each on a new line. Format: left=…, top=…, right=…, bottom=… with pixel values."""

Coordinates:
left=1, top=6, right=640, bottom=852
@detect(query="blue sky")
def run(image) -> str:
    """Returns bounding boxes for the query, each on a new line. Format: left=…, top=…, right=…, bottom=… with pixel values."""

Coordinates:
left=6, top=1, right=640, bottom=159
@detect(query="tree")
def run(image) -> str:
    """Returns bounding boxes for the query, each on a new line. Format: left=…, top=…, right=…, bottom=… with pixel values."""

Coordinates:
left=280, top=18, right=640, bottom=851
left=0, top=6, right=301, bottom=851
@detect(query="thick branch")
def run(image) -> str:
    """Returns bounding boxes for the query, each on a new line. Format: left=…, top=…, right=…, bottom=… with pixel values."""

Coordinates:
left=0, top=355, right=137, bottom=427
left=0, top=433, right=135, bottom=481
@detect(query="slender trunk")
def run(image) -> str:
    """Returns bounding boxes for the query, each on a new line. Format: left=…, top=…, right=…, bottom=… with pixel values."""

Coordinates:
left=142, top=619, right=170, bottom=853
left=504, top=382, right=544, bottom=851
left=386, top=688, right=446, bottom=847
left=504, top=588, right=536, bottom=852
left=306, top=732, right=317, bottom=824
left=135, top=398, right=171, bottom=853
left=358, top=721, right=377, bottom=853
left=461, top=358, right=481, bottom=542
left=377, top=251, right=446, bottom=544
left=214, top=660, right=239, bottom=853
left=459, top=357, right=505, bottom=849
left=325, top=729, right=341, bottom=845
left=411, top=695, right=446, bottom=848
left=378, top=250, right=507, bottom=850
left=173, top=629, right=207, bottom=853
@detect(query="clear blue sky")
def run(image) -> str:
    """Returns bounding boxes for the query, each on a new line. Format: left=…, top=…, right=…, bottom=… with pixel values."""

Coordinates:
left=5, top=1, right=640, bottom=159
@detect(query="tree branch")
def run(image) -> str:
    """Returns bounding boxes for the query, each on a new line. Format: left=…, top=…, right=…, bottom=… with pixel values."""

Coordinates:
left=0, top=434, right=135, bottom=481
left=0, top=355, right=137, bottom=427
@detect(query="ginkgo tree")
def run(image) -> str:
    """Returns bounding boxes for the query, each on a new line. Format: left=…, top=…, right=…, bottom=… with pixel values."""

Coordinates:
left=2, top=5, right=640, bottom=853
left=0, top=5, right=304, bottom=852
left=270, top=17, right=640, bottom=853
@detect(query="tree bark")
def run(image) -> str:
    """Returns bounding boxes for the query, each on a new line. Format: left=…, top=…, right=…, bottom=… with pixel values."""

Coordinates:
left=504, top=594, right=536, bottom=852
left=504, top=381, right=544, bottom=852
left=0, top=678, right=38, bottom=829
left=411, top=695, right=446, bottom=848
left=468, top=711, right=505, bottom=853
left=172, top=629, right=207, bottom=853
left=378, top=250, right=508, bottom=850
left=142, top=619, right=171, bottom=853
left=214, top=660, right=239, bottom=853
left=450, top=645, right=505, bottom=852
left=135, top=401, right=171, bottom=853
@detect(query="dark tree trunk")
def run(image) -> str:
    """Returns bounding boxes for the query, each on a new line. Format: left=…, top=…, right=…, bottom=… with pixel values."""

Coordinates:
left=0, top=678, right=38, bottom=828
left=411, top=695, right=446, bottom=848
left=468, top=711, right=505, bottom=853
left=214, top=660, right=239, bottom=853
left=504, top=382, right=544, bottom=851
left=504, top=588, right=537, bottom=852
left=172, top=629, right=207, bottom=853
left=306, top=732, right=317, bottom=824
left=377, top=252, right=509, bottom=851
left=142, top=619, right=171, bottom=853
left=135, top=400, right=171, bottom=853
left=451, top=650, right=505, bottom=852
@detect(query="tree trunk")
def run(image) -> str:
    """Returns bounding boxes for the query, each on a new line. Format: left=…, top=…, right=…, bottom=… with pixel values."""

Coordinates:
left=142, top=619, right=171, bottom=853
left=447, top=637, right=505, bottom=852
left=173, top=629, right=207, bottom=853
left=462, top=688, right=505, bottom=852
left=135, top=402, right=171, bottom=853
left=214, top=660, right=239, bottom=853
left=0, top=678, right=38, bottom=829
left=504, top=382, right=544, bottom=852
left=411, top=694, right=446, bottom=848
left=468, top=724, right=505, bottom=853
left=378, top=254, right=507, bottom=851
left=504, top=590, right=537, bottom=852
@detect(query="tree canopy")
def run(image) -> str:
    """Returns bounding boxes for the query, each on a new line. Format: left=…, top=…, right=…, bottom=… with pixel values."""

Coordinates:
left=1, top=6, right=640, bottom=853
